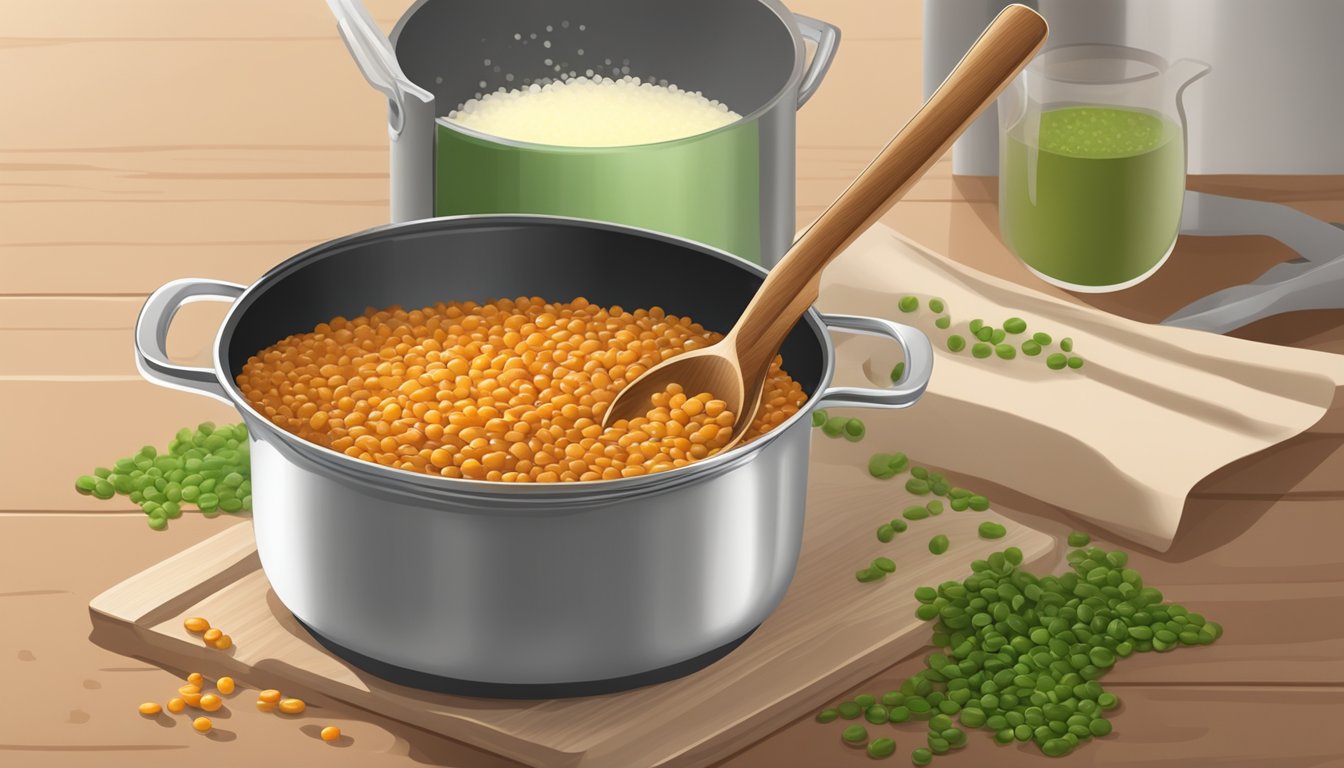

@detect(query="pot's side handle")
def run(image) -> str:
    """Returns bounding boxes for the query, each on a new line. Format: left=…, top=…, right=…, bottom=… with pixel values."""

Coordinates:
left=794, top=14, right=841, bottom=108
left=134, top=278, right=244, bottom=405
left=813, top=313, right=933, bottom=410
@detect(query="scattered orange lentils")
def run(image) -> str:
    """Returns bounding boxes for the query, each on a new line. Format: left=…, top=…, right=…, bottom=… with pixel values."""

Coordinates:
left=320, top=725, right=341, bottom=742
left=236, top=297, right=807, bottom=483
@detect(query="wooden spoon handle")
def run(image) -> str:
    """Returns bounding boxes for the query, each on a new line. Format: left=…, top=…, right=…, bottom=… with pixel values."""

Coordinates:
left=730, top=4, right=1047, bottom=371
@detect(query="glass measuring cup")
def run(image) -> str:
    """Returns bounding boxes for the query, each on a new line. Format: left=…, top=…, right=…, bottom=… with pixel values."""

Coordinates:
left=998, top=45, right=1210, bottom=292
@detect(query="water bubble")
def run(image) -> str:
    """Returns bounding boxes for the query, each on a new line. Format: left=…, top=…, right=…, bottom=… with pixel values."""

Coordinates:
left=543, top=40, right=552, bottom=48
left=513, top=33, right=522, bottom=40
left=561, top=20, right=570, bottom=28
left=577, top=49, right=584, bottom=56
left=435, top=76, right=444, bottom=84
left=578, top=24, right=586, bottom=31
left=484, top=58, right=491, bottom=66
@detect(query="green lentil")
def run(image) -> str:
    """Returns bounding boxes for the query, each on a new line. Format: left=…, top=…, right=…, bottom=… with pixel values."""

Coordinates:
left=889, top=519, right=909, bottom=533
left=843, top=724, right=869, bottom=745
left=947, top=335, right=966, bottom=352
left=1046, top=353, right=1068, bottom=370
left=867, top=737, right=897, bottom=759
left=891, top=362, right=906, bottom=383
left=911, top=747, right=933, bottom=766
left=1067, top=531, right=1091, bottom=547
left=844, top=418, right=866, bottom=442
left=1021, top=339, right=1042, bottom=356
left=912, top=467, right=929, bottom=480
left=975, top=326, right=994, bottom=342
left=874, top=557, right=897, bottom=573
left=812, top=409, right=828, bottom=427
left=1033, top=332, right=1052, bottom=346
left=978, top=522, right=1007, bottom=539
left=866, top=705, right=890, bottom=725
left=1003, top=317, right=1027, bottom=334
left=903, top=505, right=931, bottom=521
left=990, top=328, right=1006, bottom=344
left=934, top=316, right=951, bottom=330
left=822, top=416, right=848, bottom=437
left=877, top=524, right=896, bottom=543
left=968, top=495, right=990, bottom=511
left=926, top=500, right=944, bottom=516
left=949, top=497, right=970, bottom=511
left=1061, top=337, right=1074, bottom=352
left=906, top=478, right=931, bottom=495
left=856, top=568, right=885, bottom=583
left=899, top=296, right=920, bottom=313
left=995, top=343, right=1016, bottom=360
left=928, top=535, right=950, bottom=555
left=969, top=319, right=984, bottom=333
left=1068, top=356, right=1085, bottom=370
left=929, top=298, right=945, bottom=314
left=971, top=342, right=993, bottom=359
left=816, top=708, right=839, bottom=723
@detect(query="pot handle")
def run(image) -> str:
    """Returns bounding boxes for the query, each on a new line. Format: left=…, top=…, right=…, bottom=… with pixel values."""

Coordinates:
left=813, top=313, right=933, bottom=409
left=134, top=278, right=244, bottom=405
left=794, top=14, right=841, bottom=108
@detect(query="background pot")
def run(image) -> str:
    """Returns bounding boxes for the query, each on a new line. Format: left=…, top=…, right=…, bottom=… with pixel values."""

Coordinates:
left=133, top=216, right=932, bottom=697
left=334, top=0, right=839, bottom=266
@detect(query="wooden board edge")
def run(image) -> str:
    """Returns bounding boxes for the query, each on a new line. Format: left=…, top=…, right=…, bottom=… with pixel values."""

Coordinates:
left=89, top=520, right=259, bottom=625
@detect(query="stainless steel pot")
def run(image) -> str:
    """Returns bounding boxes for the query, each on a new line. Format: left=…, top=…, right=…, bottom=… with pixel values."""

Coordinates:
left=134, top=216, right=932, bottom=697
left=332, top=0, right=839, bottom=265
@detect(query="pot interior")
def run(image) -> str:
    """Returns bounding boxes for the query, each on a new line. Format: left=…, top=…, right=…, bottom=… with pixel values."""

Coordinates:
left=222, top=218, right=825, bottom=400
left=392, top=0, right=799, bottom=121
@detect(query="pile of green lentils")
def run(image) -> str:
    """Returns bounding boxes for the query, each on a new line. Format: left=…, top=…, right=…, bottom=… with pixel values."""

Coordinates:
left=816, top=532, right=1222, bottom=763
left=74, top=422, right=253, bottom=530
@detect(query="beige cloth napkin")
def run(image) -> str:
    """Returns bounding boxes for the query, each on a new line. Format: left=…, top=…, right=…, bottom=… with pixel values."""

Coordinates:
left=817, top=224, right=1344, bottom=552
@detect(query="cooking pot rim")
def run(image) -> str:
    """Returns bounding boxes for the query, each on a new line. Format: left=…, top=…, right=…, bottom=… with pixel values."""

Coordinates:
left=213, top=214, right=836, bottom=505
left=389, top=0, right=809, bottom=151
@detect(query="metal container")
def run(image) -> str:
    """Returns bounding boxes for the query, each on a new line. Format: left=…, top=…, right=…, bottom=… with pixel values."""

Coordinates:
left=134, top=216, right=932, bottom=697
left=334, top=0, right=840, bottom=265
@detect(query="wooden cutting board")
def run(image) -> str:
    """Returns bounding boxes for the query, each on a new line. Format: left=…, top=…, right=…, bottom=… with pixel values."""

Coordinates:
left=88, top=437, right=1053, bottom=768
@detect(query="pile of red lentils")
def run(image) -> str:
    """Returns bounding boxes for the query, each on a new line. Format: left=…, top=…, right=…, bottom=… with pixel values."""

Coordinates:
left=236, top=297, right=807, bottom=482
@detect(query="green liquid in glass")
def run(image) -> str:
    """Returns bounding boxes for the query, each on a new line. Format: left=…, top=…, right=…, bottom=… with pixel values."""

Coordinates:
left=1000, top=106, right=1185, bottom=289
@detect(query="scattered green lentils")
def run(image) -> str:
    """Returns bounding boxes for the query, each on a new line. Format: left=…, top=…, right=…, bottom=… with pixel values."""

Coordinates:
left=899, top=296, right=920, bottom=313
left=1067, top=531, right=1091, bottom=547
left=971, top=343, right=993, bottom=359
left=928, top=534, right=950, bottom=555
left=891, top=362, right=906, bottom=382
left=818, top=414, right=866, bottom=441
left=1003, top=317, right=1028, bottom=334
left=934, top=316, right=951, bottom=330
left=929, top=298, right=945, bottom=314
left=947, top=335, right=966, bottom=353
left=75, top=422, right=252, bottom=530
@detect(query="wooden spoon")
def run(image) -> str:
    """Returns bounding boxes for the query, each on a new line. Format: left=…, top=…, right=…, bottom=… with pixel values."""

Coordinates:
left=602, top=5, right=1048, bottom=447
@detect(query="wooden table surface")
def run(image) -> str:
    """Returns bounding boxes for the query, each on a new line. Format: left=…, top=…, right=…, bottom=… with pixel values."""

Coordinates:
left=5, top=1, right=1344, bottom=765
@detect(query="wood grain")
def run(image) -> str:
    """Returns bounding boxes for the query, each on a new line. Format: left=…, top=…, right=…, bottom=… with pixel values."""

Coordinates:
left=88, top=483, right=1052, bottom=768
